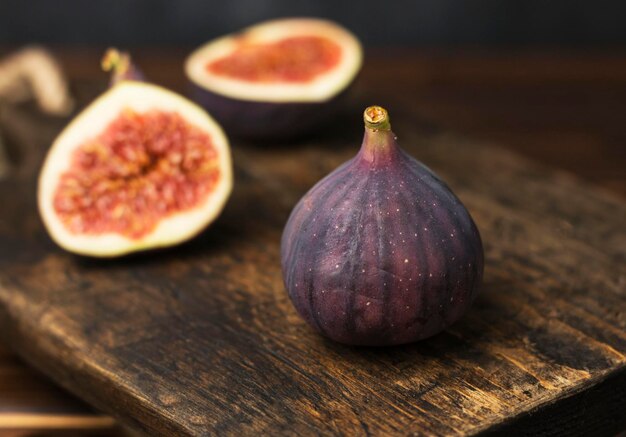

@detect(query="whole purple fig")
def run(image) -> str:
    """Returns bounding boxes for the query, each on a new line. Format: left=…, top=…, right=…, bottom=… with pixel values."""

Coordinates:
left=281, top=106, right=483, bottom=346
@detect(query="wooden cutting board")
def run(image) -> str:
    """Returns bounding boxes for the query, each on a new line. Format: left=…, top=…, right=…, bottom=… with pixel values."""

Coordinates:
left=0, top=101, right=624, bottom=436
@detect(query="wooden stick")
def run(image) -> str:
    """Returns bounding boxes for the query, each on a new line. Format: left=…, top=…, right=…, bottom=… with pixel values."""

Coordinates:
left=0, top=413, right=116, bottom=430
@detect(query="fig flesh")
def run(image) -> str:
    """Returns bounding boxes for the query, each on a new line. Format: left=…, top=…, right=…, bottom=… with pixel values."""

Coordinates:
left=281, top=107, right=484, bottom=346
left=185, top=18, right=362, bottom=139
left=38, top=50, right=233, bottom=257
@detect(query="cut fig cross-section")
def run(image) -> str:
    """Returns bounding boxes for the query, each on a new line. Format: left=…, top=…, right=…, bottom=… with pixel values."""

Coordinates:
left=38, top=51, right=233, bottom=257
left=185, top=18, right=363, bottom=139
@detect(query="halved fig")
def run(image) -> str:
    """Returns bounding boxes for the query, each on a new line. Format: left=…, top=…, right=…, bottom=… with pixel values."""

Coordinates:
left=185, top=18, right=363, bottom=139
left=38, top=50, right=233, bottom=257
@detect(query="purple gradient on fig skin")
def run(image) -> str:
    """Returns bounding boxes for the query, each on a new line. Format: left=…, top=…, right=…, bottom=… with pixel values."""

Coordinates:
left=281, top=106, right=484, bottom=346
left=189, top=84, right=349, bottom=140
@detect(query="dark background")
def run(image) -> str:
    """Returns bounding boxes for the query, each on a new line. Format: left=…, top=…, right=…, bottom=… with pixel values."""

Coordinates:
left=1, top=0, right=626, bottom=47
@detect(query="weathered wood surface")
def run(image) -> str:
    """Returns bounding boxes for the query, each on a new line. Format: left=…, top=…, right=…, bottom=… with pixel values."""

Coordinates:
left=0, top=50, right=625, bottom=436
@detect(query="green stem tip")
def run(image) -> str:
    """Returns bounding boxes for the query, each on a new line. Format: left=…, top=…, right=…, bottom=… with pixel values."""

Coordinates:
left=101, top=48, right=130, bottom=76
left=364, top=106, right=391, bottom=131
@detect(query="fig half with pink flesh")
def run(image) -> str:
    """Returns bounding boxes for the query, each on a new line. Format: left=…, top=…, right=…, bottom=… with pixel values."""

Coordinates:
left=38, top=50, right=233, bottom=257
left=185, top=18, right=363, bottom=139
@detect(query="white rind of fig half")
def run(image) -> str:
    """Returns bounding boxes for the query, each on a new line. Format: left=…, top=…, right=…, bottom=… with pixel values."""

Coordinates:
left=38, top=81, right=233, bottom=257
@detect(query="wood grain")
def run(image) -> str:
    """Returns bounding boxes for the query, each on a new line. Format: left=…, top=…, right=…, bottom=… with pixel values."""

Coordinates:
left=0, top=49, right=625, bottom=436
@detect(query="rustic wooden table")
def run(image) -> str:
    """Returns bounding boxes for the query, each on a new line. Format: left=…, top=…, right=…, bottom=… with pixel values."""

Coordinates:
left=0, top=49, right=624, bottom=436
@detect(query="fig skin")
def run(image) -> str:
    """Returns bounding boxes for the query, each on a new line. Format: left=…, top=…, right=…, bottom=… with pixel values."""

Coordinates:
left=189, top=85, right=347, bottom=140
left=281, top=106, right=484, bottom=346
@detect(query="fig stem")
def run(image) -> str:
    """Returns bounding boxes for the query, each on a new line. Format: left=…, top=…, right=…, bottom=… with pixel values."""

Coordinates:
left=364, top=106, right=391, bottom=131
left=101, top=48, right=130, bottom=77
